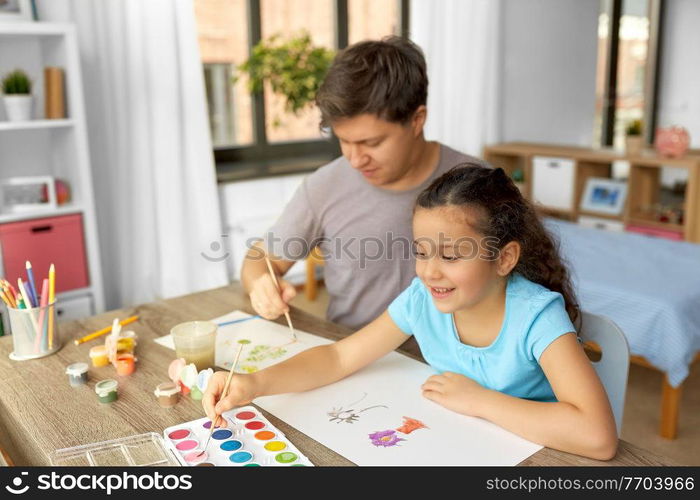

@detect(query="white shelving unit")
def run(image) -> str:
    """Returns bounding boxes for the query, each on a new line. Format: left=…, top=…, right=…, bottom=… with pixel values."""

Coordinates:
left=0, top=22, right=105, bottom=331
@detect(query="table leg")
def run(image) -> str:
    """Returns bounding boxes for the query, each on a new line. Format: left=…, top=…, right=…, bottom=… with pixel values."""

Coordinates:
left=659, top=376, right=682, bottom=439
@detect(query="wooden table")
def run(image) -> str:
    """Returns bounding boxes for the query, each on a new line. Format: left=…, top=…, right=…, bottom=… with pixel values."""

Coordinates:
left=0, top=284, right=675, bottom=466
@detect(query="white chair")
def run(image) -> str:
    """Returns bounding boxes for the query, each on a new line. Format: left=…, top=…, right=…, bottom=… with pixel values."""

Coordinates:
left=578, top=311, right=630, bottom=434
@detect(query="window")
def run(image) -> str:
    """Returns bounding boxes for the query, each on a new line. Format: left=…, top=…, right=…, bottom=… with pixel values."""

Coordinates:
left=193, top=0, right=409, bottom=179
left=594, top=0, right=663, bottom=149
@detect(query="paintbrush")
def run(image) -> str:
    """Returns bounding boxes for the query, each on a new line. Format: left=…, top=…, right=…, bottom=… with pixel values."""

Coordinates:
left=200, top=342, right=245, bottom=455
left=264, top=255, right=297, bottom=341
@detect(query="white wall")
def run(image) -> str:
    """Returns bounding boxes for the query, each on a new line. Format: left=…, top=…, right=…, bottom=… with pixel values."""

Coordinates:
left=657, top=0, right=700, bottom=148
left=500, top=0, right=599, bottom=146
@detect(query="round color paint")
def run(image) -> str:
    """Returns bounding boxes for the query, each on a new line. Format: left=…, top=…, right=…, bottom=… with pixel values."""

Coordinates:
left=254, top=430, right=275, bottom=441
left=211, top=429, right=233, bottom=440
left=275, top=452, right=298, bottom=464
left=168, top=429, right=190, bottom=440
left=175, top=439, right=198, bottom=451
left=196, top=462, right=215, bottom=467
left=220, top=440, right=243, bottom=451
left=203, top=420, right=220, bottom=430
left=184, top=451, right=207, bottom=464
left=235, top=410, right=256, bottom=421
left=264, top=441, right=287, bottom=452
left=243, top=463, right=261, bottom=467
left=229, top=451, right=253, bottom=464
left=244, top=420, right=265, bottom=431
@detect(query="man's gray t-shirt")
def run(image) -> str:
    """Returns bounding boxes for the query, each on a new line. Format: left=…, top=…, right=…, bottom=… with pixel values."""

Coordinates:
left=265, top=144, right=485, bottom=329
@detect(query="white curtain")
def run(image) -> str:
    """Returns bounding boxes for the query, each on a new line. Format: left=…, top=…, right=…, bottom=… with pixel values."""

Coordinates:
left=37, top=0, right=228, bottom=309
left=410, top=0, right=502, bottom=157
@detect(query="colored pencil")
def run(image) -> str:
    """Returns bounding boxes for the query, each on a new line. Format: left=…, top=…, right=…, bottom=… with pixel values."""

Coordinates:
left=73, top=315, right=139, bottom=345
left=0, top=288, right=13, bottom=308
left=201, top=342, right=245, bottom=455
left=0, top=281, right=17, bottom=308
left=264, top=255, right=296, bottom=340
left=34, top=279, right=49, bottom=354
left=48, top=264, right=56, bottom=349
left=25, top=261, right=39, bottom=308
left=18, top=278, right=41, bottom=340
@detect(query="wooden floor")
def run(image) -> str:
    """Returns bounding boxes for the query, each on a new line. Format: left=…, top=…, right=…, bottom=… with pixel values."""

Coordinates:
left=291, top=286, right=700, bottom=466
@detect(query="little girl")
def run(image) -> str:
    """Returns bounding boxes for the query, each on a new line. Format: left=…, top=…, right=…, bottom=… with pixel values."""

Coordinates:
left=203, top=164, right=618, bottom=461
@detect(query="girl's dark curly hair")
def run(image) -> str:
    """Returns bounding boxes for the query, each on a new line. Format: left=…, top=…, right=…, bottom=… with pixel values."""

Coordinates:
left=415, top=163, right=580, bottom=325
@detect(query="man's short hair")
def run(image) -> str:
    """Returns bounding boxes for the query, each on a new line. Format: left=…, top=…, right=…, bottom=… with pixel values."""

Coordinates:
left=316, top=36, right=428, bottom=128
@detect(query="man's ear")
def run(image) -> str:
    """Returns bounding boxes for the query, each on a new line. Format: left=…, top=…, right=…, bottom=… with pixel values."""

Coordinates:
left=497, top=241, right=520, bottom=276
left=411, top=105, right=428, bottom=137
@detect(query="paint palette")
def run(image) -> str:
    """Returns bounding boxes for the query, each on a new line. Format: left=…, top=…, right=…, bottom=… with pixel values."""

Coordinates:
left=50, top=433, right=180, bottom=466
left=163, top=406, right=313, bottom=467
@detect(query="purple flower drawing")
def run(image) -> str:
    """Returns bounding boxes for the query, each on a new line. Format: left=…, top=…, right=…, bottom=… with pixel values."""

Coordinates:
left=369, top=430, right=405, bottom=447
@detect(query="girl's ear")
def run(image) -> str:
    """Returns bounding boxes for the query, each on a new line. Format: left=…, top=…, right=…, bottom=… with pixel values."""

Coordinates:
left=411, top=105, right=428, bottom=137
left=496, top=241, right=520, bottom=276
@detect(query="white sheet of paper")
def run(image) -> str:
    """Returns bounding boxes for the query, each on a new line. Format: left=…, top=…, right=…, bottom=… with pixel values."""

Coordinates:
left=154, top=311, right=331, bottom=372
left=155, top=311, right=542, bottom=465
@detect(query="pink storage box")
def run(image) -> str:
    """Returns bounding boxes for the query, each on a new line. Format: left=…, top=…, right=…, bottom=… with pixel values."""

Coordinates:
left=625, top=224, right=684, bottom=241
left=0, top=214, right=90, bottom=293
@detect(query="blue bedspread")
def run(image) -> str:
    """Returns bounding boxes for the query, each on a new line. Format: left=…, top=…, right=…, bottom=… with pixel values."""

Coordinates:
left=544, top=218, right=700, bottom=387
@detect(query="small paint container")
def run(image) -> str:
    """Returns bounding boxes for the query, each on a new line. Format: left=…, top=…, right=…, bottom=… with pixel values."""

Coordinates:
left=253, top=430, right=276, bottom=442
left=167, top=429, right=191, bottom=441
left=115, top=353, right=136, bottom=376
left=116, top=331, right=137, bottom=353
left=154, top=382, right=180, bottom=408
left=65, top=362, right=89, bottom=387
left=228, top=451, right=253, bottom=465
left=243, top=420, right=266, bottom=433
left=89, top=345, right=110, bottom=367
left=95, top=379, right=118, bottom=404
left=178, top=380, right=191, bottom=396
left=190, top=385, right=203, bottom=400
left=263, top=440, right=287, bottom=454
left=233, top=410, right=257, bottom=423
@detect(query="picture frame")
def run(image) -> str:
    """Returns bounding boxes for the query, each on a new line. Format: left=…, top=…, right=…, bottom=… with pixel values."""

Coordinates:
left=0, top=176, right=57, bottom=214
left=579, top=177, right=628, bottom=216
left=0, top=0, right=35, bottom=22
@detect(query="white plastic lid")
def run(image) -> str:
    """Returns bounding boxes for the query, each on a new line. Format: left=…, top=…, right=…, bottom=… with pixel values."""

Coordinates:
left=154, top=382, right=180, bottom=397
left=66, top=362, right=89, bottom=376
left=95, top=379, right=118, bottom=395
left=89, top=345, right=107, bottom=357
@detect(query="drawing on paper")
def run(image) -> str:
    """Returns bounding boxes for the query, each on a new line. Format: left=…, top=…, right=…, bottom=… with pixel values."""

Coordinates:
left=369, top=430, right=405, bottom=447
left=396, top=417, right=428, bottom=435
left=327, top=393, right=388, bottom=424
left=223, top=343, right=289, bottom=373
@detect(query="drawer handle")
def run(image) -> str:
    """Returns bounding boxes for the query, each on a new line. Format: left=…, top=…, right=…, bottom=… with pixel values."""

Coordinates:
left=548, top=162, right=560, bottom=168
left=31, top=225, right=53, bottom=233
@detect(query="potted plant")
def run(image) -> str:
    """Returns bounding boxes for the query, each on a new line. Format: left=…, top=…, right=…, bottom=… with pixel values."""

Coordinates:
left=2, top=69, right=33, bottom=122
left=625, top=119, right=643, bottom=156
left=235, top=32, right=335, bottom=127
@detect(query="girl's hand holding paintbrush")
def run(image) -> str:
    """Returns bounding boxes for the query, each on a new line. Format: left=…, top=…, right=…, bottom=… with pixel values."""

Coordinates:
left=202, top=371, right=260, bottom=427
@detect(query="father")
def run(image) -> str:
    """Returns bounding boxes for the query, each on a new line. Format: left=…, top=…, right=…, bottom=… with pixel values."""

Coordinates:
left=241, top=36, right=486, bottom=329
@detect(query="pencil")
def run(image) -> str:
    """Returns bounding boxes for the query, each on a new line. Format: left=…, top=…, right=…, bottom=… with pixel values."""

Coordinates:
left=18, top=278, right=41, bottom=339
left=48, top=264, right=55, bottom=349
left=264, top=255, right=296, bottom=340
left=0, top=287, right=13, bottom=308
left=1, top=281, right=17, bottom=308
left=73, top=315, right=139, bottom=345
left=25, top=261, right=39, bottom=308
left=34, top=279, right=49, bottom=354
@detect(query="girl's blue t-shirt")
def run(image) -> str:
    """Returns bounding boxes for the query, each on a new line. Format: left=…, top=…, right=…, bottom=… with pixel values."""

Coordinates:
left=387, top=274, right=576, bottom=402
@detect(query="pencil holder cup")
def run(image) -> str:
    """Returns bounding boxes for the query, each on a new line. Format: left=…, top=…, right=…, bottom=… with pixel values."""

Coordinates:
left=8, top=301, right=61, bottom=361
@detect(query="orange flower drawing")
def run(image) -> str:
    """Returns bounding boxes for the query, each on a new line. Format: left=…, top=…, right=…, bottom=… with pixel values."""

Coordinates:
left=396, top=417, right=428, bottom=435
